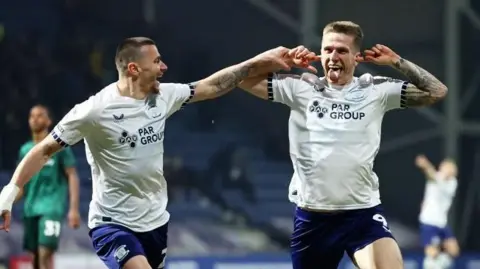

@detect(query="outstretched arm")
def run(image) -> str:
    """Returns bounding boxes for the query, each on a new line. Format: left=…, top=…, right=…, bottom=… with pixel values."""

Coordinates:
left=189, top=62, right=255, bottom=102
left=392, top=58, right=448, bottom=107
left=0, top=97, right=95, bottom=231
left=239, top=73, right=304, bottom=100
left=192, top=45, right=320, bottom=102
left=415, top=154, right=437, bottom=180
left=239, top=46, right=320, bottom=101
left=238, top=74, right=270, bottom=99
left=189, top=47, right=293, bottom=102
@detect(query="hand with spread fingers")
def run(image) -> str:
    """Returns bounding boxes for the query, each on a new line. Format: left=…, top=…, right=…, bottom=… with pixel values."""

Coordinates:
left=359, top=44, right=401, bottom=66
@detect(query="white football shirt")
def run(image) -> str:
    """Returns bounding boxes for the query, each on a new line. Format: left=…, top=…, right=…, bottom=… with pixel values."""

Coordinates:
left=268, top=72, right=407, bottom=210
left=51, top=82, right=194, bottom=232
left=419, top=173, right=457, bottom=228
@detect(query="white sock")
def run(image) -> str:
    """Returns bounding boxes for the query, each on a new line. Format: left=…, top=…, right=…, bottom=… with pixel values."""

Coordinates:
left=423, top=256, right=438, bottom=269
left=437, top=253, right=453, bottom=269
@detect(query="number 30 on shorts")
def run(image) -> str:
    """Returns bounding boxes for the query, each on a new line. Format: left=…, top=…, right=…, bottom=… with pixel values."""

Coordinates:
left=44, top=220, right=61, bottom=237
left=372, top=214, right=391, bottom=233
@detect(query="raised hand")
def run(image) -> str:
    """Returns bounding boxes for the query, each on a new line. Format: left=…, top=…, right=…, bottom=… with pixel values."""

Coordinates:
left=359, top=44, right=401, bottom=66
left=415, top=154, right=429, bottom=168
left=247, top=46, right=321, bottom=76
left=286, top=45, right=321, bottom=73
left=249, top=46, right=293, bottom=75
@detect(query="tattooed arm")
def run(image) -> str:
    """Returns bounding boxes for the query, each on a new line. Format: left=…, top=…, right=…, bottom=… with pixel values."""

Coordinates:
left=189, top=61, right=255, bottom=102
left=392, top=58, right=448, bottom=107
left=189, top=47, right=291, bottom=103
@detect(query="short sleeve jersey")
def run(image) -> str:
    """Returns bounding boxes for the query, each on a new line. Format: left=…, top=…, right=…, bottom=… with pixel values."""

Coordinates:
left=268, top=73, right=407, bottom=210
left=419, top=173, right=457, bottom=227
left=51, top=82, right=194, bottom=232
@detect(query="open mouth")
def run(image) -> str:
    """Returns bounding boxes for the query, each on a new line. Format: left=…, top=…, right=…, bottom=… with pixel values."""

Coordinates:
left=328, top=66, right=342, bottom=72
left=327, top=65, right=343, bottom=81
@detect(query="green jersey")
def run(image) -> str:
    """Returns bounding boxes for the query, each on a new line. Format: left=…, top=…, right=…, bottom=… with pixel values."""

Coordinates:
left=18, top=141, right=76, bottom=217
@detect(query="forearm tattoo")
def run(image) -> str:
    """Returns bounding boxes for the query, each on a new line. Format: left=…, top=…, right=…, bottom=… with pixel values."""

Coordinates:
left=211, top=63, right=254, bottom=95
left=393, top=58, right=448, bottom=107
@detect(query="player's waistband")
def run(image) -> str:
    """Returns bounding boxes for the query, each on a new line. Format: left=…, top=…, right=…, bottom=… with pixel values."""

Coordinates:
left=297, top=207, right=348, bottom=214
left=296, top=204, right=384, bottom=217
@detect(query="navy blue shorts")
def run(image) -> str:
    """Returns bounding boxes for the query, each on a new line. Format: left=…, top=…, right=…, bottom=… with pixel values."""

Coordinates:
left=420, top=223, right=455, bottom=247
left=291, top=205, right=395, bottom=269
left=89, top=223, right=168, bottom=269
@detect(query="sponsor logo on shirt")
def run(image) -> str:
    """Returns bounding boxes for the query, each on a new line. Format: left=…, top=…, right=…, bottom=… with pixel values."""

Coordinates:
left=309, top=100, right=365, bottom=120
left=309, top=100, right=329, bottom=118
left=138, top=126, right=164, bottom=146
left=118, top=131, right=138, bottom=148
left=118, top=126, right=164, bottom=148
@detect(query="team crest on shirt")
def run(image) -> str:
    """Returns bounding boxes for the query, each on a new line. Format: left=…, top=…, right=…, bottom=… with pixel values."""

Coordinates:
left=145, top=96, right=163, bottom=119
left=344, top=88, right=368, bottom=102
left=146, top=105, right=162, bottom=118
left=114, top=245, right=130, bottom=262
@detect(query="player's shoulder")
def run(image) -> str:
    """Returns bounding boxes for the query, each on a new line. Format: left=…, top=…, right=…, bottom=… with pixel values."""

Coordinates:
left=285, top=72, right=325, bottom=94
left=160, top=82, right=188, bottom=88
left=356, top=74, right=406, bottom=96
left=449, top=177, right=458, bottom=185
left=77, top=83, right=118, bottom=114
left=159, top=83, right=190, bottom=93
left=158, top=82, right=191, bottom=99
left=372, top=75, right=405, bottom=86
left=90, top=83, right=119, bottom=105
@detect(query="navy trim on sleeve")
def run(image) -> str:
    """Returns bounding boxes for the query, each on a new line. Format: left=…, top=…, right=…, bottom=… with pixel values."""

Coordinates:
left=51, top=131, right=69, bottom=148
left=400, top=81, right=408, bottom=108
left=267, top=73, right=274, bottom=101
left=181, top=84, right=196, bottom=109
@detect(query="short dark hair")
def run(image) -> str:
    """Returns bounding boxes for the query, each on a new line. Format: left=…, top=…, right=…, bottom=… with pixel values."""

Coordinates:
left=32, top=104, right=53, bottom=120
left=323, top=21, right=364, bottom=50
left=115, top=37, right=156, bottom=72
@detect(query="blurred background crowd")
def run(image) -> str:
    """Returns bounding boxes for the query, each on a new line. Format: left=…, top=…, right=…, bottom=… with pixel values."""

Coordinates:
left=1, top=0, right=480, bottom=268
